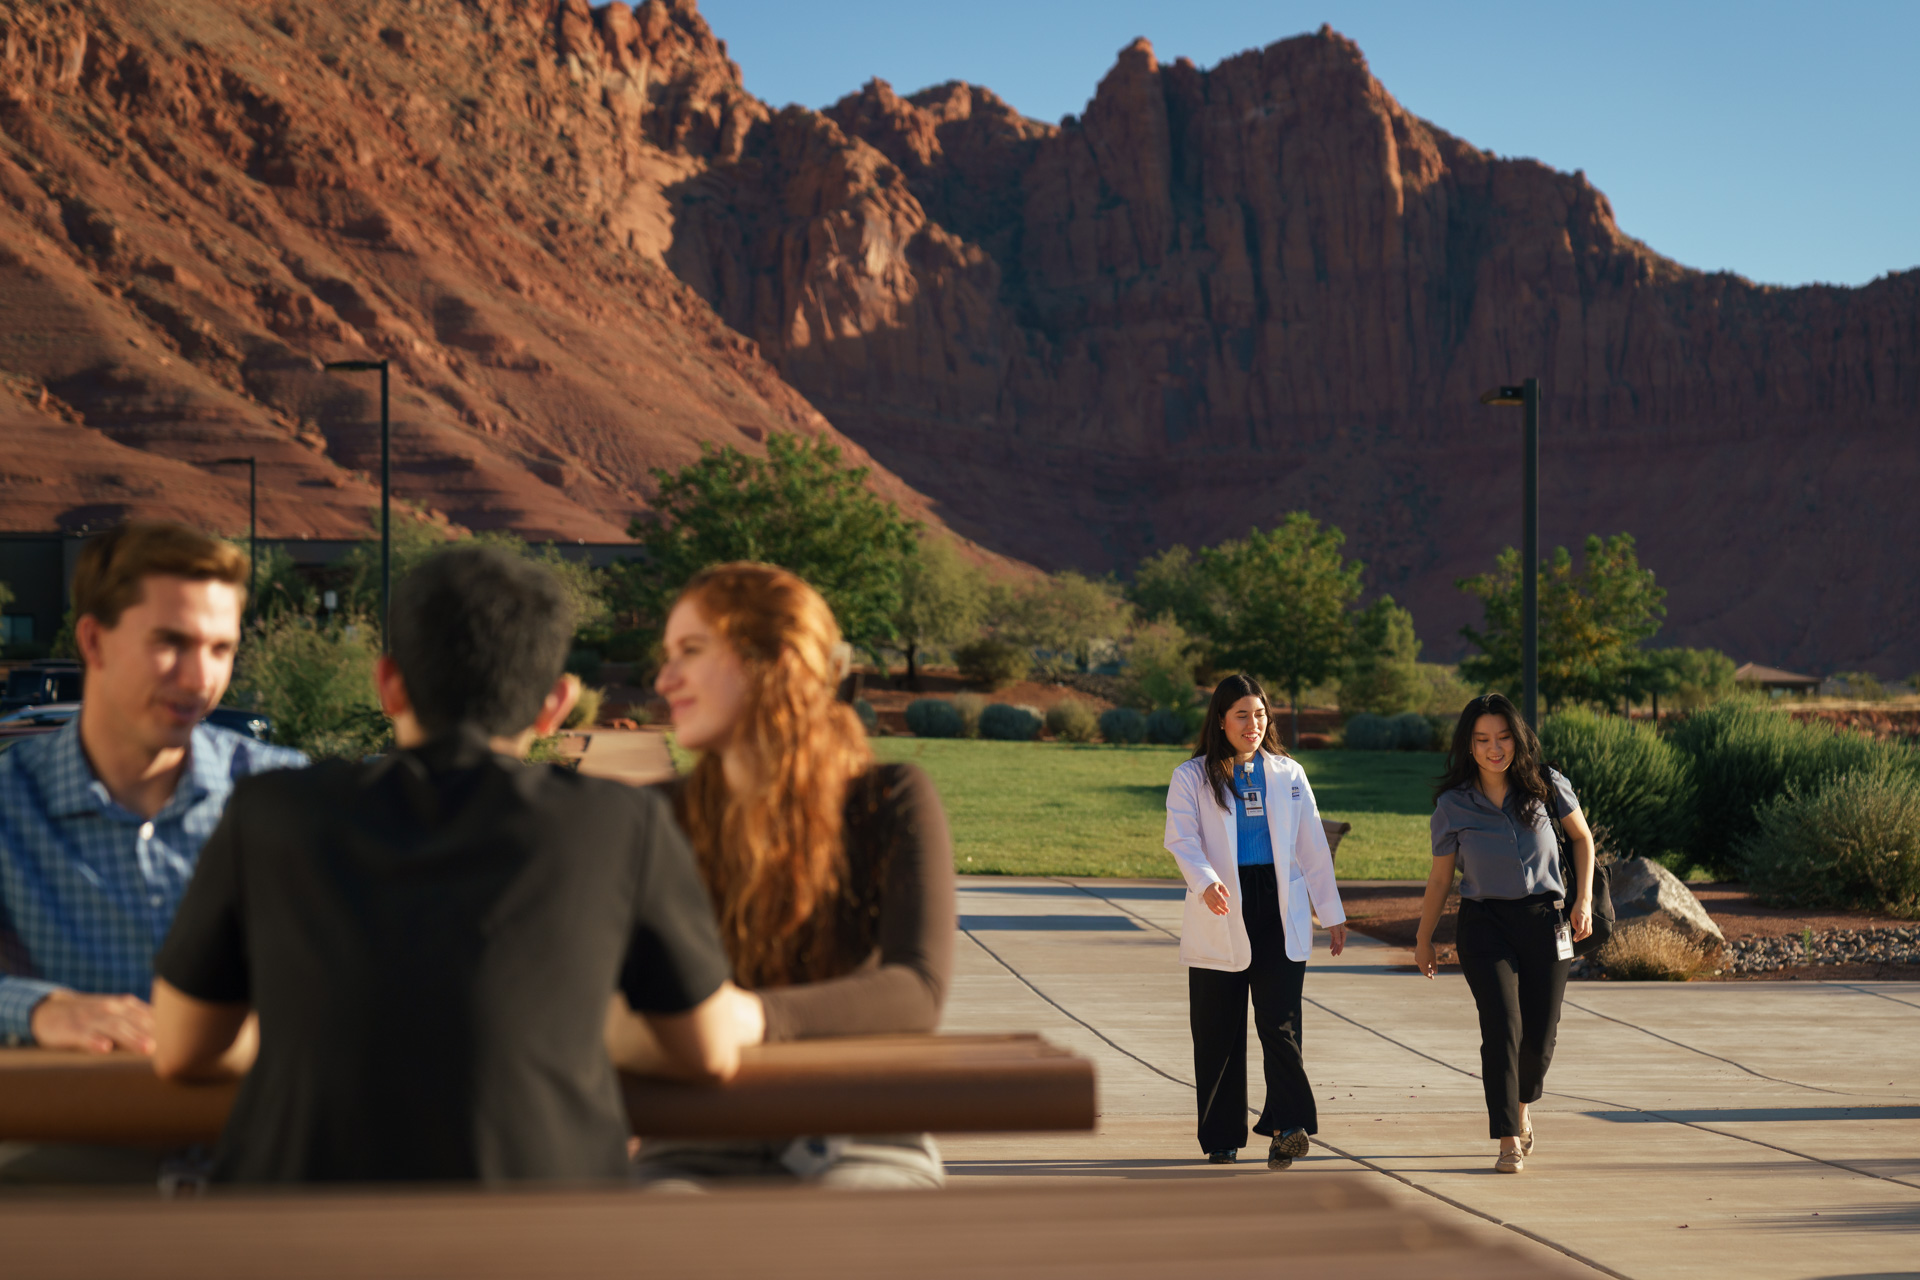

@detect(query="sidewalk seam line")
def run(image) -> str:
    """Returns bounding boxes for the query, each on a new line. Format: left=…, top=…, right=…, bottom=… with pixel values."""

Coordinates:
left=1559, top=998, right=1846, bottom=1094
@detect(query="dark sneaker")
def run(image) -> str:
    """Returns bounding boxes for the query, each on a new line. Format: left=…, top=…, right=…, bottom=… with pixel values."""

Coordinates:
left=1267, top=1128, right=1310, bottom=1170
left=1206, top=1149, right=1238, bottom=1164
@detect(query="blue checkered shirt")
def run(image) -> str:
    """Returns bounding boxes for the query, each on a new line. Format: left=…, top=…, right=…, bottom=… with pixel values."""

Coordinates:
left=0, top=716, right=306, bottom=1043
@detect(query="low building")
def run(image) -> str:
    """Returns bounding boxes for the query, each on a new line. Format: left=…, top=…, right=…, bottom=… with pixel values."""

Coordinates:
left=1733, top=663, right=1821, bottom=697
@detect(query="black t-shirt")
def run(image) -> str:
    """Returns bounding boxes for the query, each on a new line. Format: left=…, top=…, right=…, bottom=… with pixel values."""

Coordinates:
left=156, top=731, right=731, bottom=1184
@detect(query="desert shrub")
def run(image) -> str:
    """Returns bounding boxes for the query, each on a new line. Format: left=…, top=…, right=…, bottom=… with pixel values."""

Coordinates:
left=1539, top=709, right=1696, bottom=863
left=1146, top=707, right=1193, bottom=746
left=563, top=682, right=605, bottom=730
left=1742, top=761, right=1920, bottom=918
left=1596, top=921, right=1711, bottom=981
left=1099, top=707, right=1148, bottom=744
left=1046, top=698, right=1099, bottom=743
left=951, top=692, right=988, bottom=738
left=853, top=698, right=879, bottom=734
left=954, top=638, right=1031, bottom=690
left=905, top=698, right=964, bottom=739
left=1389, top=711, right=1438, bottom=751
left=1666, top=701, right=1909, bottom=876
left=1343, top=713, right=1395, bottom=751
left=229, top=615, right=386, bottom=760
left=980, top=703, right=1042, bottom=741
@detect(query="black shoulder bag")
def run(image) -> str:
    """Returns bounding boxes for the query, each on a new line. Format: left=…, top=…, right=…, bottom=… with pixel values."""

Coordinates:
left=1554, top=811, right=1614, bottom=960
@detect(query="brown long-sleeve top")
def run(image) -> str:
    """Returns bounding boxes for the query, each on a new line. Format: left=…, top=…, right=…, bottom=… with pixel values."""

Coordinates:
left=662, top=762, right=956, bottom=1043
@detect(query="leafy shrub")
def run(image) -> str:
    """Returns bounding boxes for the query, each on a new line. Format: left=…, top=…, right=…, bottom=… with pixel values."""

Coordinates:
left=229, top=615, right=387, bottom=760
left=1045, top=698, right=1099, bottom=743
left=1343, top=713, right=1395, bottom=751
left=563, top=682, right=605, bottom=730
left=1596, top=921, right=1711, bottom=981
left=980, top=703, right=1042, bottom=741
left=1743, top=761, right=1920, bottom=918
left=1667, top=701, right=1906, bottom=876
left=1389, top=711, right=1438, bottom=751
left=1146, top=707, right=1193, bottom=746
left=905, top=698, right=964, bottom=738
left=1539, top=709, right=1696, bottom=863
left=1120, top=615, right=1200, bottom=710
left=954, top=638, right=1030, bottom=690
left=853, top=698, right=879, bottom=735
left=951, top=692, right=987, bottom=738
left=1099, top=707, right=1148, bottom=745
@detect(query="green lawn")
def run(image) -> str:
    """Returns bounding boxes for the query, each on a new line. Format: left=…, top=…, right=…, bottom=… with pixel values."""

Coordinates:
left=871, top=738, right=1439, bottom=881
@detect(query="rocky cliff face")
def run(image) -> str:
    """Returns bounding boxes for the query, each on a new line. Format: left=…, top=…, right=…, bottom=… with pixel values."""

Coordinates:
left=2, top=1, right=1913, bottom=671
left=658, top=26, right=1919, bottom=671
left=0, top=0, right=945, bottom=543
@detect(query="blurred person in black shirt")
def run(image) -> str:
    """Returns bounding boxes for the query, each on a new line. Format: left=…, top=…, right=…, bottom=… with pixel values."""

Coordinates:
left=150, top=546, right=748, bottom=1184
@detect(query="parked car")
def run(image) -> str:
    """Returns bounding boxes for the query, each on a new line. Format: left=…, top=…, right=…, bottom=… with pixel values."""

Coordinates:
left=0, top=701, right=79, bottom=744
left=0, top=702, right=275, bottom=747
left=0, top=661, right=83, bottom=714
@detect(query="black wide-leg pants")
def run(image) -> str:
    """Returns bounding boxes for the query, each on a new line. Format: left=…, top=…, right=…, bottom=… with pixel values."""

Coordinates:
left=1188, top=863, right=1317, bottom=1153
left=1455, top=893, right=1571, bottom=1140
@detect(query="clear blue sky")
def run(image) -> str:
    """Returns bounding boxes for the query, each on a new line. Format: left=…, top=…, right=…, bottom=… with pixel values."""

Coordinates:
left=694, top=0, right=1917, bottom=288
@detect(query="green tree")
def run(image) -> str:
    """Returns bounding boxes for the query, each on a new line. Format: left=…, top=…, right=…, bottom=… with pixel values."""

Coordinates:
left=619, top=433, right=918, bottom=656
left=1339, top=596, right=1425, bottom=716
left=339, top=508, right=456, bottom=619
left=1642, top=646, right=1736, bottom=715
left=472, top=532, right=611, bottom=642
left=1198, top=513, right=1363, bottom=745
left=1120, top=614, right=1201, bottom=711
left=1458, top=533, right=1666, bottom=712
left=892, top=535, right=989, bottom=689
left=995, top=571, right=1129, bottom=678
left=228, top=613, right=387, bottom=759
left=1127, top=546, right=1220, bottom=640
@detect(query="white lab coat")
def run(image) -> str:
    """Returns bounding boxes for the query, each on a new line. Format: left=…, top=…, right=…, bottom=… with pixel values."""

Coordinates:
left=1162, top=751, right=1346, bottom=971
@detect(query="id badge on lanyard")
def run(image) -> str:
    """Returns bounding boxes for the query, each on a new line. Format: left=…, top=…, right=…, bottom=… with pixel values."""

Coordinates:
left=1553, top=922, right=1575, bottom=961
left=1240, top=763, right=1264, bottom=817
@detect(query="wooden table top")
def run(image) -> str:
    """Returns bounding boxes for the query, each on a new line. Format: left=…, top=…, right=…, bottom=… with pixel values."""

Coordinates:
left=0, top=1174, right=1580, bottom=1279
left=0, top=1033, right=1096, bottom=1145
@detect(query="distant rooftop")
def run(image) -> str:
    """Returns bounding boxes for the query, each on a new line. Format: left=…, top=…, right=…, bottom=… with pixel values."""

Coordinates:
left=1733, top=663, right=1820, bottom=688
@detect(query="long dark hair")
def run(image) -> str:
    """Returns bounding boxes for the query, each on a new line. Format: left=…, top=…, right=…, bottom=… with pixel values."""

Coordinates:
left=1191, top=673, right=1288, bottom=809
left=1434, top=693, right=1554, bottom=824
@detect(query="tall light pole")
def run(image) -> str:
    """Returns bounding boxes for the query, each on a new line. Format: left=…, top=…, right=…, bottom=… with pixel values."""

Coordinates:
left=323, top=359, right=391, bottom=640
left=211, top=455, right=257, bottom=615
left=1478, top=378, right=1541, bottom=728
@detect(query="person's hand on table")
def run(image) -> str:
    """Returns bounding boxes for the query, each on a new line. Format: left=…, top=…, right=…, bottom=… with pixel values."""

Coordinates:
left=1201, top=882, right=1230, bottom=916
left=1326, top=923, right=1347, bottom=957
left=30, top=990, right=155, bottom=1054
left=728, top=985, right=766, bottom=1048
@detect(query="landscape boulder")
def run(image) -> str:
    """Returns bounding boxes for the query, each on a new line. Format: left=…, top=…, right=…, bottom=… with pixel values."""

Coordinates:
left=1607, top=858, right=1726, bottom=953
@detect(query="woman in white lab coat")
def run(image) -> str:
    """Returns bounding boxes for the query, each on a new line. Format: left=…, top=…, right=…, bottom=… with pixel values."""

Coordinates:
left=1163, top=673, right=1347, bottom=1168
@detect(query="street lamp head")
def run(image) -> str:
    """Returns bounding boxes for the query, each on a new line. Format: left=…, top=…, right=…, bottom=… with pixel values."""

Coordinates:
left=1479, top=386, right=1526, bottom=406
left=323, top=360, right=388, bottom=372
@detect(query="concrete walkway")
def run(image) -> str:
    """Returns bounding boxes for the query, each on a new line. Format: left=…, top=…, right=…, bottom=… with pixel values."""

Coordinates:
left=576, top=728, right=675, bottom=787
left=938, top=876, right=1920, bottom=1280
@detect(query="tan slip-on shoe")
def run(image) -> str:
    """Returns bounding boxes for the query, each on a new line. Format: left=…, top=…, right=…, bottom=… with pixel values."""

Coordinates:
left=1495, top=1147, right=1525, bottom=1174
left=1520, top=1122, right=1535, bottom=1157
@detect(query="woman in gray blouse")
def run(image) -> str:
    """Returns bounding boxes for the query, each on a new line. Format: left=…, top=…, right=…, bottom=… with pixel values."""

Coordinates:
left=1413, top=694, right=1595, bottom=1174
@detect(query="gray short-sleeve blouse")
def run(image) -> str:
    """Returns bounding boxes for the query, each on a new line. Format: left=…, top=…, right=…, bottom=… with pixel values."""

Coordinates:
left=1430, top=768, right=1580, bottom=901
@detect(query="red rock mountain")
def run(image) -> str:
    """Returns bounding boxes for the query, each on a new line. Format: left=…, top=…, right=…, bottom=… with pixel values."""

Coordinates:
left=2, top=1, right=1915, bottom=672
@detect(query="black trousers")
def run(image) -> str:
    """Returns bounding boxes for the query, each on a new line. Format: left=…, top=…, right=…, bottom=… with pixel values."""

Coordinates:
left=1188, top=863, right=1316, bottom=1153
left=1455, top=894, right=1571, bottom=1140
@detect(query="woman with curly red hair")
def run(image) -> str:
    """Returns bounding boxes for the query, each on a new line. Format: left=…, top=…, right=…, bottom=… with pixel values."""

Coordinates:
left=626, top=562, right=956, bottom=1188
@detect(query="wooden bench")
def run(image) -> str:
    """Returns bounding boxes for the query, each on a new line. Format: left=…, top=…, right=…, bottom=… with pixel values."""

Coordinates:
left=0, top=1033, right=1094, bottom=1146
left=0, top=1174, right=1584, bottom=1278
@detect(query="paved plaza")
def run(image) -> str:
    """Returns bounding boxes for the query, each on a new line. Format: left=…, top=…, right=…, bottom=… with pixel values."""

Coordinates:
left=937, top=876, right=1920, bottom=1280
